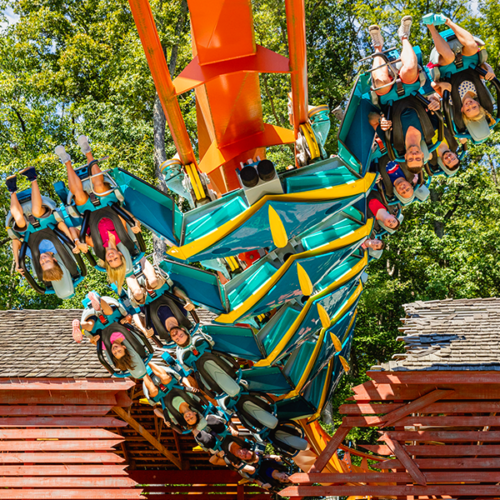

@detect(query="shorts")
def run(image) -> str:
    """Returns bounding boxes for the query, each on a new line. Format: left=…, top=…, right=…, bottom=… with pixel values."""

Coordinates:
left=375, top=72, right=419, bottom=96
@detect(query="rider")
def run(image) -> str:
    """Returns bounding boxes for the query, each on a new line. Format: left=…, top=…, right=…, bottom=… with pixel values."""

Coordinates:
left=424, top=14, right=496, bottom=141
left=368, top=17, right=441, bottom=172
left=367, top=188, right=401, bottom=234
left=7, top=168, right=84, bottom=284
left=55, top=136, right=142, bottom=293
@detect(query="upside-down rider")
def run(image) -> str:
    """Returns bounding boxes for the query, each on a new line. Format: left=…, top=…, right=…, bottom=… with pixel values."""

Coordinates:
left=367, top=16, right=442, bottom=172
left=55, top=136, right=143, bottom=293
left=424, top=14, right=497, bottom=142
left=7, top=168, right=86, bottom=291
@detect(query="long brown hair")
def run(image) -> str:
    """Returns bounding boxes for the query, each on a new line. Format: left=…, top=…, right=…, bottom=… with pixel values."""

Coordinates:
left=111, top=346, right=136, bottom=372
left=42, top=259, right=64, bottom=282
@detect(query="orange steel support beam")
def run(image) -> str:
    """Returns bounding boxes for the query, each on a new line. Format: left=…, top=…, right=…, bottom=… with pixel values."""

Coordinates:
left=285, top=0, right=308, bottom=137
left=128, top=0, right=197, bottom=166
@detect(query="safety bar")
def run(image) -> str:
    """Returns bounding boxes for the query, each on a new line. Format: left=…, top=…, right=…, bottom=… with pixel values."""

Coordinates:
left=52, top=227, right=87, bottom=278
left=475, top=66, right=500, bottom=120
left=122, top=321, right=155, bottom=354
left=414, top=92, right=445, bottom=144
left=111, top=202, right=147, bottom=252
left=442, top=89, right=455, bottom=134
left=364, top=51, right=400, bottom=80
left=19, top=241, right=46, bottom=295
left=97, top=339, right=116, bottom=376
left=359, top=46, right=398, bottom=63
left=384, top=106, right=396, bottom=162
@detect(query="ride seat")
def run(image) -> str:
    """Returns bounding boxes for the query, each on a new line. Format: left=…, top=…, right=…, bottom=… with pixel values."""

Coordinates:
left=50, top=253, right=76, bottom=299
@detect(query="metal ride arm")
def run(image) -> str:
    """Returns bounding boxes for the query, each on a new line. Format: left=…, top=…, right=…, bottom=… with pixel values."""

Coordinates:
left=19, top=241, right=46, bottom=295
left=128, top=0, right=197, bottom=168
left=414, top=92, right=445, bottom=144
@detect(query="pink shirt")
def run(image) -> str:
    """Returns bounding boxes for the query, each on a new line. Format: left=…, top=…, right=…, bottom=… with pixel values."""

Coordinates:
left=87, top=218, right=122, bottom=247
left=102, top=332, right=125, bottom=351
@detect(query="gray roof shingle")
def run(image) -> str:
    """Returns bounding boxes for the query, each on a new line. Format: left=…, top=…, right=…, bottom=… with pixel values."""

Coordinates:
left=376, top=298, right=500, bottom=372
left=0, top=307, right=217, bottom=378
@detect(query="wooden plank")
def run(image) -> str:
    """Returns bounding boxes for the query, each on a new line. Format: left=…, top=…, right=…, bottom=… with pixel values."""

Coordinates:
left=0, top=490, right=144, bottom=499
left=381, top=389, right=453, bottom=428
left=339, top=403, right=403, bottom=415
left=0, top=417, right=127, bottom=427
left=0, top=465, right=128, bottom=476
left=310, top=424, right=351, bottom=473
left=0, top=405, right=114, bottom=416
left=382, top=435, right=426, bottom=486
left=279, top=485, right=500, bottom=497
left=144, top=486, right=264, bottom=493
left=356, top=443, right=500, bottom=457
left=373, top=457, right=500, bottom=469
left=367, top=370, right=500, bottom=385
left=0, top=453, right=125, bottom=463
left=129, top=469, right=243, bottom=484
left=0, top=391, right=118, bottom=406
left=339, top=401, right=500, bottom=415
left=343, top=416, right=393, bottom=427
left=395, top=416, right=500, bottom=427
left=0, top=477, right=137, bottom=487
left=349, top=382, right=500, bottom=401
left=0, top=428, right=122, bottom=439
left=290, top=471, right=500, bottom=484
left=382, top=430, right=500, bottom=442
left=140, top=496, right=269, bottom=500
left=112, top=406, right=182, bottom=470
left=0, top=440, right=123, bottom=451
left=0, top=378, right=135, bottom=391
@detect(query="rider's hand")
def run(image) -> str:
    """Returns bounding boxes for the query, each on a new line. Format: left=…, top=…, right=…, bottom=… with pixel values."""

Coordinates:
left=72, top=245, right=80, bottom=254
left=145, top=328, right=155, bottom=338
left=184, top=301, right=195, bottom=312
left=484, top=68, right=496, bottom=81
left=90, top=335, right=100, bottom=346
left=77, top=241, right=88, bottom=253
left=15, top=265, right=24, bottom=275
left=131, top=220, right=141, bottom=234
left=380, top=114, right=392, bottom=131
left=427, top=96, right=441, bottom=111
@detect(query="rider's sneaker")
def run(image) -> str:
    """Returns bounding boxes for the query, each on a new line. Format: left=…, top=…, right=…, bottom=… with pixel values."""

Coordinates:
left=398, top=15, right=412, bottom=40
left=88, top=291, right=102, bottom=312
left=422, top=13, right=435, bottom=25
left=72, top=319, right=83, bottom=343
left=55, top=145, right=71, bottom=164
left=6, top=175, right=17, bottom=193
left=19, top=166, right=37, bottom=182
left=433, top=14, right=448, bottom=25
left=77, top=135, right=92, bottom=155
left=369, top=25, right=384, bottom=48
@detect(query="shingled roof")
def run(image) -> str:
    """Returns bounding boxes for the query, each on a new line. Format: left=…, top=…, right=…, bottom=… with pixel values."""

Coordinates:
left=0, top=308, right=217, bottom=378
left=376, top=297, right=500, bottom=372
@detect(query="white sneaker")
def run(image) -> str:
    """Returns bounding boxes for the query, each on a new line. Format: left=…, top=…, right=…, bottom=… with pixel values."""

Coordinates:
left=55, top=145, right=71, bottom=164
left=398, top=15, right=412, bottom=40
left=77, top=135, right=92, bottom=154
left=369, top=25, right=384, bottom=48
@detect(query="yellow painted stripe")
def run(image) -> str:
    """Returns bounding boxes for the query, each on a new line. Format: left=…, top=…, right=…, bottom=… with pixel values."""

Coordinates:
left=167, top=173, right=376, bottom=261
left=215, top=221, right=372, bottom=325
left=191, top=163, right=205, bottom=199
left=253, top=252, right=368, bottom=367
left=277, top=282, right=363, bottom=400
left=186, top=163, right=203, bottom=201
left=301, top=123, right=321, bottom=160
left=307, top=358, right=334, bottom=423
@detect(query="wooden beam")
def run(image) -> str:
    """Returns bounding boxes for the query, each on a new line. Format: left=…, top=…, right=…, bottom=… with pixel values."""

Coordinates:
left=349, top=382, right=500, bottom=401
left=129, top=469, right=243, bottom=484
left=367, top=370, right=500, bottom=385
left=381, top=389, right=453, bottom=428
left=381, top=430, right=500, bottom=442
left=112, top=406, right=182, bottom=470
left=172, top=427, right=187, bottom=469
left=0, top=378, right=135, bottom=391
left=279, top=485, right=500, bottom=497
left=362, top=444, right=500, bottom=456
left=392, top=416, right=500, bottom=427
left=382, top=435, right=426, bottom=486
left=310, top=424, right=351, bottom=473
left=0, top=452, right=125, bottom=463
left=340, top=401, right=500, bottom=415
left=0, top=477, right=137, bottom=487
left=0, top=440, right=122, bottom=451
left=373, top=457, right=500, bottom=469
left=0, top=465, right=129, bottom=476
left=290, top=471, right=500, bottom=484
left=0, top=391, right=118, bottom=405
left=0, top=405, right=114, bottom=416
left=0, top=416, right=126, bottom=427
left=0, top=490, right=143, bottom=499
left=0, top=428, right=122, bottom=439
